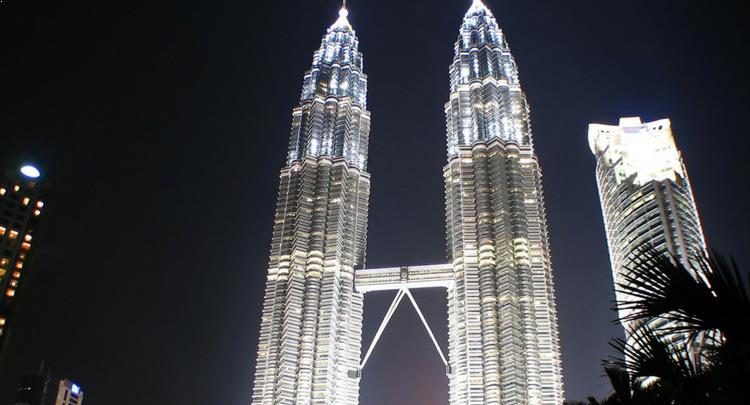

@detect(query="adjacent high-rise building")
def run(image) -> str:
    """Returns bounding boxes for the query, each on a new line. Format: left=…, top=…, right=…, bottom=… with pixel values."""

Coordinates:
left=442, top=1, right=564, bottom=404
left=51, top=379, right=84, bottom=405
left=13, top=363, right=82, bottom=405
left=251, top=4, right=370, bottom=404
left=0, top=164, right=46, bottom=359
left=588, top=117, right=706, bottom=351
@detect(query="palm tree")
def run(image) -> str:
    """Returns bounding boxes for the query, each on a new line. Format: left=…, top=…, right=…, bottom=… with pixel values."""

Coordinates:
left=564, top=365, right=665, bottom=405
left=605, top=326, right=715, bottom=405
left=570, top=247, right=750, bottom=405
left=614, top=247, right=750, bottom=404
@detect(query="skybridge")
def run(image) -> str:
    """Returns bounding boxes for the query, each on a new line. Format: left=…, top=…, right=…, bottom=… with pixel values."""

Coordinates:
left=354, top=264, right=454, bottom=375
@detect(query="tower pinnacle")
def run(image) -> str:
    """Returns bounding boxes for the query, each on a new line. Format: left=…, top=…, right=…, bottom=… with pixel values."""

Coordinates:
left=468, top=0, right=489, bottom=13
left=331, top=2, right=351, bottom=30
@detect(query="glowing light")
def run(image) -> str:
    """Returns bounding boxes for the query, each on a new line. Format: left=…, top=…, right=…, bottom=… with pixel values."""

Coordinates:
left=20, top=165, right=40, bottom=178
left=588, top=117, right=682, bottom=186
left=467, top=0, right=490, bottom=15
left=331, top=6, right=351, bottom=29
left=71, top=384, right=81, bottom=395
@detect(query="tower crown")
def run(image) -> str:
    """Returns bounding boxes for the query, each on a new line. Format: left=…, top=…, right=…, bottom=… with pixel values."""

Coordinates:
left=466, top=0, right=492, bottom=18
left=445, top=0, right=530, bottom=155
left=460, top=0, right=503, bottom=45
left=302, top=5, right=365, bottom=105
left=287, top=5, right=371, bottom=169
left=588, top=117, right=683, bottom=186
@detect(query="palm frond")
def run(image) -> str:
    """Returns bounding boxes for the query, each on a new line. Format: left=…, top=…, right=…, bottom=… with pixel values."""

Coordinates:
left=614, top=246, right=750, bottom=342
left=585, top=397, right=601, bottom=405
left=603, top=366, right=631, bottom=403
left=607, top=326, right=706, bottom=383
left=700, top=251, right=750, bottom=343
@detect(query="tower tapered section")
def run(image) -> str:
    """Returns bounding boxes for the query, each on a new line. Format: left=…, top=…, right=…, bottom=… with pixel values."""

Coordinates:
left=252, top=7, right=369, bottom=404
left=443, top=2, right=564, bottom=404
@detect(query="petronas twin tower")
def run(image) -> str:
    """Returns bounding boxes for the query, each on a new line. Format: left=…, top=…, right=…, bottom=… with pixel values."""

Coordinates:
left=252, top=1, right=564, bottom=404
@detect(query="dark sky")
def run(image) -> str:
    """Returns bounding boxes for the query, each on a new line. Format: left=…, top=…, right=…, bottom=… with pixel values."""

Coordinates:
left=1, top=0, right=748, bottom=403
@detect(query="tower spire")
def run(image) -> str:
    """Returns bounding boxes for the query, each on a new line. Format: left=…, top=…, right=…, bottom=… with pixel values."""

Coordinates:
left=468, top=0, right=490, bottom=14
left=331, top=0, right=351, bottom=30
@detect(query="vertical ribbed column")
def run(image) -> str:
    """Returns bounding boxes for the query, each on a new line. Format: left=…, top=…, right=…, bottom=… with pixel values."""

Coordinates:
left=475, top=146, right=501, bottom=404
left=444, top=141, right=562, bottom=405
left=521, top=153, right=563, bottom=405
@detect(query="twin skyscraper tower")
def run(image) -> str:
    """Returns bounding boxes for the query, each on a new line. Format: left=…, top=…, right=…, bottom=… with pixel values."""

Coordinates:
left=252, top=1, right=565, bottom=404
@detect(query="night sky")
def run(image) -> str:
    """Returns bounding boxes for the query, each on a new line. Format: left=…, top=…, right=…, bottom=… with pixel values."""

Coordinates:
left=1, top=0, right=748, bottom=404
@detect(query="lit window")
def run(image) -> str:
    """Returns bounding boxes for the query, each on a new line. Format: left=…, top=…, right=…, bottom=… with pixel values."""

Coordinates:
left=33, top=210, right=41, bottom=216
left=0, top=226, right=5, bottom=236
left=22, top=197, right=30, bottom=206
left=20, top=242, right=31, bottom=251
left=15, top=262, right=23, bottom=269
left=6, top=289, right=15, bottom=297
left=9, top=280, right=17, bottom=288
left=36, top=201, right=44, bottom=208
left=0, top=188, right=5, bottom=195
left=13, top=185, right=20, bottom=192
left=9, top=230, right=18, bottom=239
left=0, top=259, right=7, bottom=267
left=12, top=271, right=21, bottom=278
left=0, top=318, right=5, bottom=326
left=24, top=234, right=32, bottom=242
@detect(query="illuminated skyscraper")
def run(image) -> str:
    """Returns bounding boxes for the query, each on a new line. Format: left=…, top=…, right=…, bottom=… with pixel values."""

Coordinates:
left=442, top=1, right=564, bottom=404
left=0, top=164, right=46, bottom=359
left=588, top=117, right=706, bottom=354
left=251, top=4, right=370, bottom=404
left=251, top=1, right=565, bottom=404
left=13, top=363, right=82, bottom=405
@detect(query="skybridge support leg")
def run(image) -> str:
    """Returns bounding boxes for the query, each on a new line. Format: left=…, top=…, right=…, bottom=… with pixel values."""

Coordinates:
left=359, top=289, right=405, bottom=370
left=403, top=288, right=449, bottom=369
